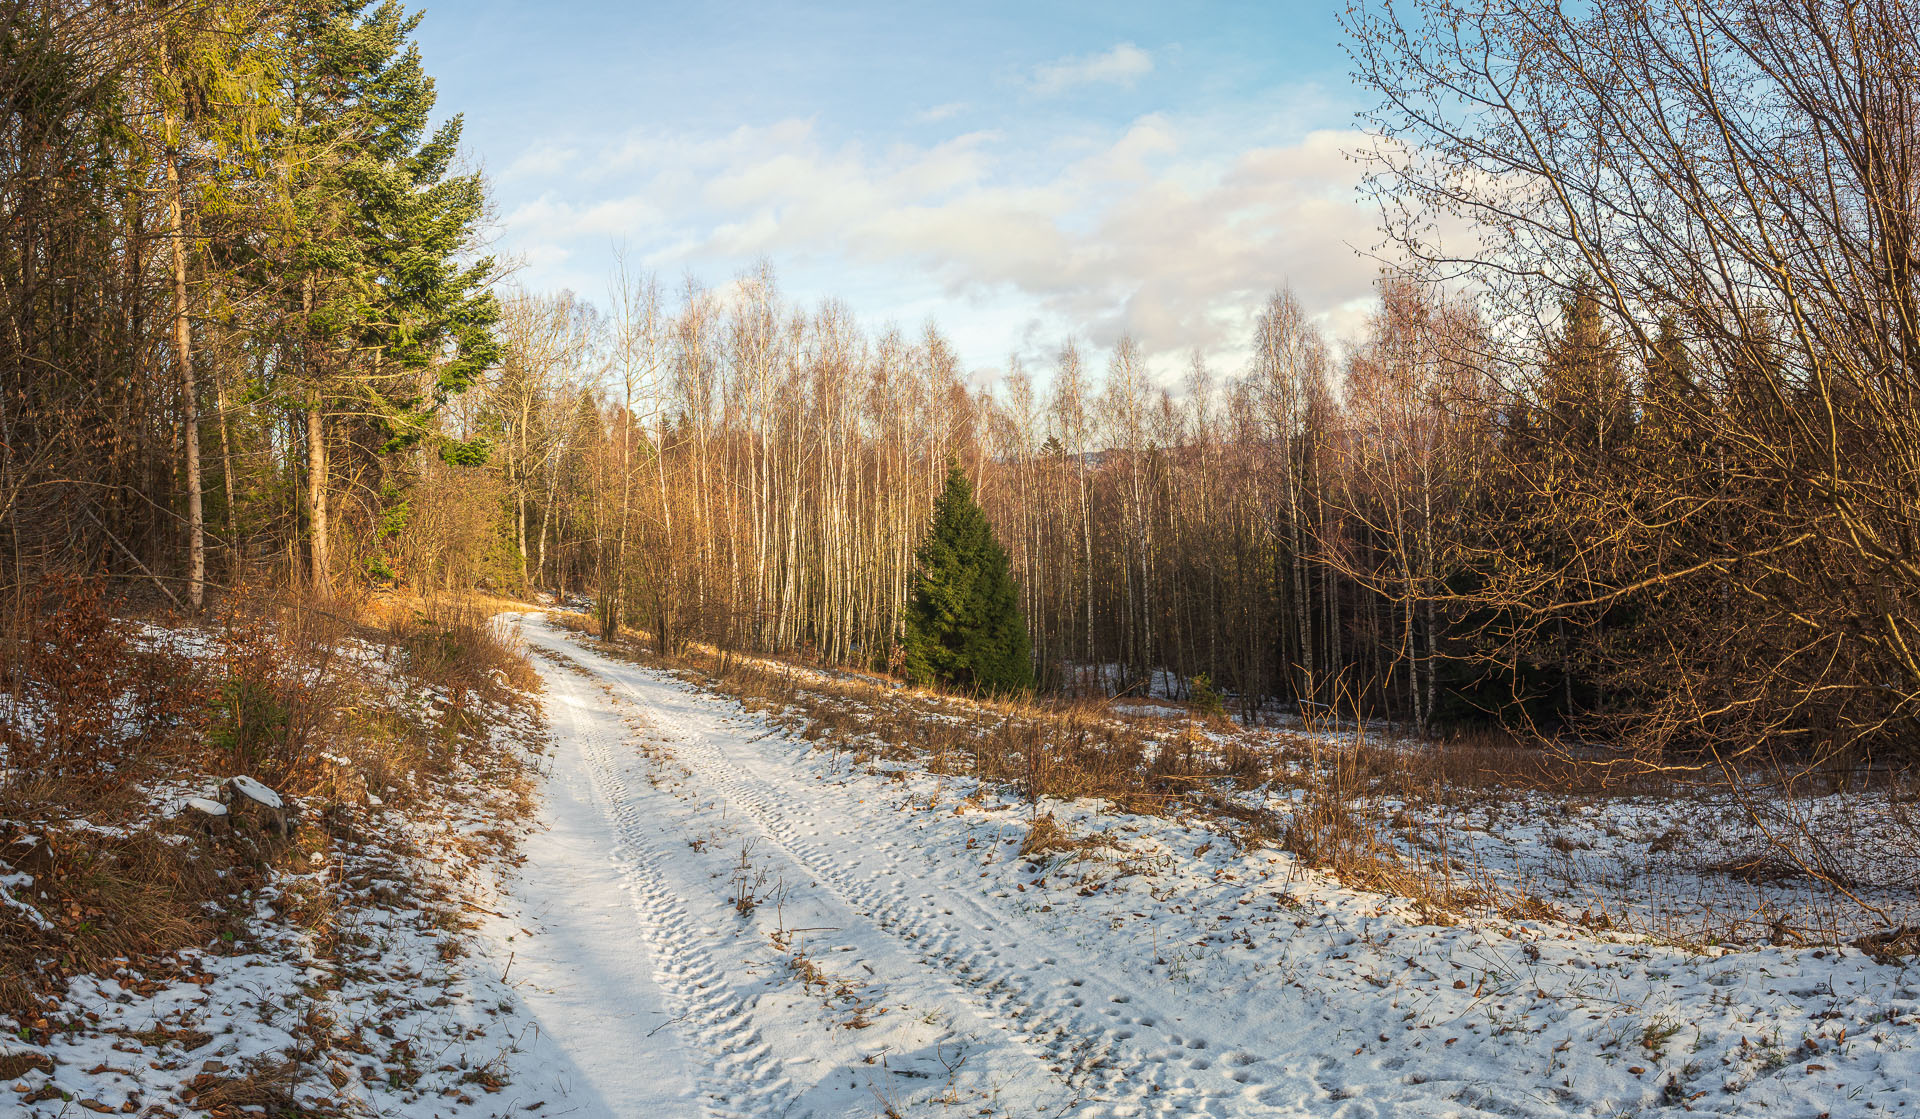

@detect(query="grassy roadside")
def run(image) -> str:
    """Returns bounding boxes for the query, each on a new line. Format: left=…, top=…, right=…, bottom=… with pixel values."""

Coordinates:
left=0, top=582, right=549, bottom=1116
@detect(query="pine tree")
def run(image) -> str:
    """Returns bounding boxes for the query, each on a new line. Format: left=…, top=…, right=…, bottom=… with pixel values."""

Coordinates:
left=902, top=460, right=1033, bottom=694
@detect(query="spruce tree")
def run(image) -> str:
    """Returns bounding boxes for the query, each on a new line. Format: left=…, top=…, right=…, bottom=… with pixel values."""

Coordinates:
left=1541, top=284, right=1632, bottom=459
left=1640, top=314, right=1701, bottom=459
left=268, top=1, right=500, bottom=592
left=902, top=461, right=1033, bottom=694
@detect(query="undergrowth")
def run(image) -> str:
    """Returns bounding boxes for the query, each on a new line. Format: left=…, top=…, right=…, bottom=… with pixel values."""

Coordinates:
left=0, top=579, right=542, bottom=1032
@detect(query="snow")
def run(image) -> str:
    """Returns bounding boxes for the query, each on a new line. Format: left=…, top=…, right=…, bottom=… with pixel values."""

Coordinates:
left=226, top=773, right=284, bottom=809
left=1, top=868, right=52, bottom=930
left=181, top=795, right=227, bottom=816
left=462, top=675, right=705, bottom=1115
left=1108, top=701, right=1189, bottom=720
left=1349, top=785, right=1920, bottom=944
left=489, top=614, right=1920, bottom=1117
left=15, top=611, right=1915, bottom=1118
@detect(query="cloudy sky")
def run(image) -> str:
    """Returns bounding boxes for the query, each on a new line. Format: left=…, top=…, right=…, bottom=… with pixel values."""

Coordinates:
left=415, top=0, right=1383, bottom=385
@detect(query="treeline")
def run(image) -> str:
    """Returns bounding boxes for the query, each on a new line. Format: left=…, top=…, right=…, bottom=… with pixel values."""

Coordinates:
left=11, top=0, right=1918, bottom=770
left=1, top=0, right=498, bottom=614
left=460, top=269, right=1720, bottom=748
left=1342, top=0, right=1920, bottom=768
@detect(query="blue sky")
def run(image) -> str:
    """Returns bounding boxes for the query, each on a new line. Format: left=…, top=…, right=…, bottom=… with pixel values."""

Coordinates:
left=415, top=1, right=1381, bottom=384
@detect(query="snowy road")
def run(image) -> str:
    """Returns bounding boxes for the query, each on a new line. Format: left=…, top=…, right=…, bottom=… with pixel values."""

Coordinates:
left=489, top=614, right=1919, bottom=1119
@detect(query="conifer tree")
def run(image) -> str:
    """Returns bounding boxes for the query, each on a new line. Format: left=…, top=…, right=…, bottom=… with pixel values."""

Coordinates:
left=1541, top=284, right=1631, bottom=461
left=269, top=0, right=500, bottom=596
left=901, top=460, right=1032, bottom=694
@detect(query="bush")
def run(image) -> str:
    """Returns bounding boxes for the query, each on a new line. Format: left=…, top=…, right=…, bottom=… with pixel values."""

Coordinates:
left=204, top=604, right=327, bottom=787
left=393, top=599, right=536, bottom=701
left=207, top=676, right=292, bottom=771
left=0, top=577, right=199, bottom=796
left=1188, top=673, right=1227, bottom=721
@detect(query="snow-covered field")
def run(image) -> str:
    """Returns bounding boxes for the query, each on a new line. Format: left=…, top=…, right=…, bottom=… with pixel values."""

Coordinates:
left=1357, top=784, right=1920, bottom=947
left=474, top=614, right=1920, bottom=1118
left=13, top=612, right=1917, bottom=1118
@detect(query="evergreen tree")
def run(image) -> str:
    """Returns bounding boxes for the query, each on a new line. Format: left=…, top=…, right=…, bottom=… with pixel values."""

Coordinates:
left=268, top=0, right=501, bottom=593
left=1540, top=284, right=1632, bottom=460
left=1637, top=313, right=1712, bottom=462
left=902, top=460, right=1033, bottom=694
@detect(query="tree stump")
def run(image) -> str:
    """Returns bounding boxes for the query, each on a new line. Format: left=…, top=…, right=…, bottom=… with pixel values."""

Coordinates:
left=218, top=776, right=293, bottom=840
left=182, top=797, right=230, bottom=837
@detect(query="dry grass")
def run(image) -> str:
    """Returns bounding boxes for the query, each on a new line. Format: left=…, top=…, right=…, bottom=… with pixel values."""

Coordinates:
left=1017, top=813, right=1074, bottom=858
left=0, top=818, right=244, bottom=1014
left=180, top=1053, right=341, bottom=1118
left=388, top=598, right=541, bottom=707
left=0, top=579, right=545, bottom=1019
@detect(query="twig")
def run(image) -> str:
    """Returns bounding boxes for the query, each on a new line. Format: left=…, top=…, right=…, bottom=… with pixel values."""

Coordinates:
left=80, top=507, right=183, bottom=610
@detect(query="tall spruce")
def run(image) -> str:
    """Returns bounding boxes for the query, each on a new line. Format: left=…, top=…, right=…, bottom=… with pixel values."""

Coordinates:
left=1541, top=284, right=1632, bottom=463
left=274, top=0, right=500, bottom=596
left=902, top=460, right=1033, bottom=694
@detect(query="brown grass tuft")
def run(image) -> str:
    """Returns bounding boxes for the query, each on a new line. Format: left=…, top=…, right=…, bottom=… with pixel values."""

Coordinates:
left=1018, top=813, right=1074, bottom=858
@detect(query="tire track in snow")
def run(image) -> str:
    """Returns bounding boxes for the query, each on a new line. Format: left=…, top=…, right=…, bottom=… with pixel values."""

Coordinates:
left=541, top=633, right=1090, bottom=1113
left=552, top=633, right=1295, bottom=1118
left=542, top=661, right=795, bottom=1119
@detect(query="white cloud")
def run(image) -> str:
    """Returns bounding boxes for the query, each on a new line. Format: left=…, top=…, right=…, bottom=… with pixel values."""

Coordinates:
left=1071, top=113, right=1178, bottom=183
left=501, top=141, right=579, bottom=182
left=1028, top=43, right=1153, bottom=96
left=914, top=101, right=968, bottom=124
left=503, top=194, right=667, bottom=240
left=500, top=113, right=1382, bottom=386
left=487, top=101, right=1397, bottom=389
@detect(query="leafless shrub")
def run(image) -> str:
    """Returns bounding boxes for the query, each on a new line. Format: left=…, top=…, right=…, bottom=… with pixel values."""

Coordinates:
left=0, top=576, right=202, bottom=799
